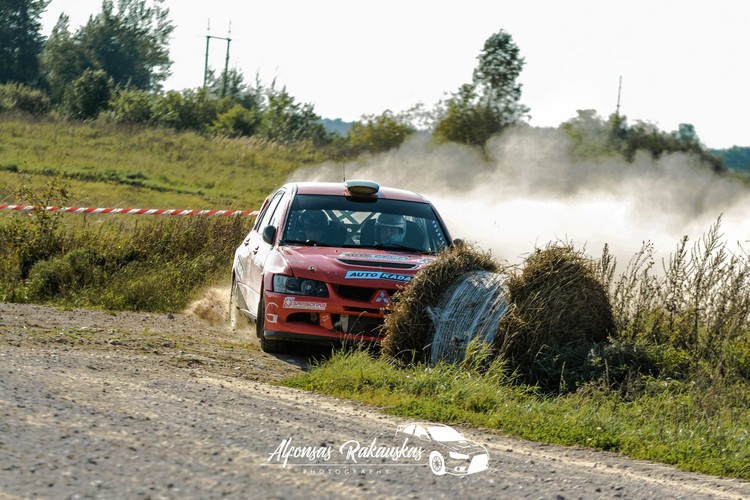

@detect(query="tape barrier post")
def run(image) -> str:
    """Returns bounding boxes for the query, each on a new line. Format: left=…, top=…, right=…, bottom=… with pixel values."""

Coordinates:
left=0, top=204, right=258, bottom=217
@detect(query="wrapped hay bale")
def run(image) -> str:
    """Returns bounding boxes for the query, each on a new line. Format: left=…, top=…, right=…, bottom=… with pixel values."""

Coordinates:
left=382, top=242, right=615, bottom=390
left=428, top=270, right=509, bottom=365
left=497, top=244, right=615, bottom=375
left=382, top=244, right=500, bottom=364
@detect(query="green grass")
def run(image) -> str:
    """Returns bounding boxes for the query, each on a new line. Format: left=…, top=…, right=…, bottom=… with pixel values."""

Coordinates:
left=283, top=349, right=750, bottom=479
left=0, top=114, right=330, bottom=210
left=0, top=114, right=338, bottom=311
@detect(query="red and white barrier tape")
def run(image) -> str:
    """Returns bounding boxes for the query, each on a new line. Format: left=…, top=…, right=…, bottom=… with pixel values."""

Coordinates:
left=0, top=204, right=258, bottom=217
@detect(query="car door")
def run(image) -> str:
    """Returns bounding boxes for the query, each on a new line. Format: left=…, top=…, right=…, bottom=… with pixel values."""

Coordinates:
left=236, top=189, right=286, bottom=316
left=248, top=188, right=289, bottom=311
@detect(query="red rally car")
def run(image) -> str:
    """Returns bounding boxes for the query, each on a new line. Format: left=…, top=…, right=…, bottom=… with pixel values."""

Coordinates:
left=231, top=179, right=455, bottom=353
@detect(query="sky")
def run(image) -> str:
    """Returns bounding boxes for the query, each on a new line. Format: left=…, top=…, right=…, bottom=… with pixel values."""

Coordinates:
left=41, top=0, right=749, bottom=149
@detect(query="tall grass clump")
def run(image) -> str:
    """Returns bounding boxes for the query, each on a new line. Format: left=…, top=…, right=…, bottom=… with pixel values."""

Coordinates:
left=606, top=216, right=750, bottom=384
left=0, top=179, right=252, bottom=311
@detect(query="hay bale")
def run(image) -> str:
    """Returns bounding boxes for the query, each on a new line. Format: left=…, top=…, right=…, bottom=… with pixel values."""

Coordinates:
left=497, top=244, right=615, bottom=371
left=382, top=244, right=501, bottom=364
left=428, top=270, right=509, bottom=365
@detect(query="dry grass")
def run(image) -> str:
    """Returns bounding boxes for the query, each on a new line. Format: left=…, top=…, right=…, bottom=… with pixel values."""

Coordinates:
left=498, top=244, right=614, bottom=368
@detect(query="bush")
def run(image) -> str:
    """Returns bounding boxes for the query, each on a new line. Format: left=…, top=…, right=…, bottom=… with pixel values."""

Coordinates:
left=348, top=111, right=412, bottom=153
left=63, top=69, right=114, bottom=119
left=0, top=83, right=51, bottom=115
left=210, top=104, right=260, bottom=137
left=109, top=88, right=154, bottom=124
left=151, top=88, right=218, bottom=132
left=26, top=256, right=75, bottom=300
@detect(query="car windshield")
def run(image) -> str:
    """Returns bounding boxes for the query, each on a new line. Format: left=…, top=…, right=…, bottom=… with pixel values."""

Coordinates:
left=281, top=194, right=449, bottom=254
left=427, top=426, right=466, bottom=442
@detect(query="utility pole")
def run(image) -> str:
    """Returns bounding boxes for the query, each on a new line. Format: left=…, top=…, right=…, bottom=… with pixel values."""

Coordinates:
left=615, top=75, right=623, bottom=117
left=203, top=20, right=232, bottom=95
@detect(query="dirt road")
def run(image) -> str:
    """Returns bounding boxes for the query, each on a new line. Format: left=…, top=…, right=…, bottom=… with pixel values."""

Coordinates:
left=1, top=300, right=749, bottom=499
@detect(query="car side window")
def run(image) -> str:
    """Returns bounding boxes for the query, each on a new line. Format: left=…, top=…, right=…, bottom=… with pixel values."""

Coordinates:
left=257, top=190, right=284, bottom=231
left=267, top=190, right=290, bottom=229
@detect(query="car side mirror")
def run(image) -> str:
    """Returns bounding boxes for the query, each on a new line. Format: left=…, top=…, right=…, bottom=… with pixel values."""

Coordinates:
left=262, top=225, right=277, bottom=245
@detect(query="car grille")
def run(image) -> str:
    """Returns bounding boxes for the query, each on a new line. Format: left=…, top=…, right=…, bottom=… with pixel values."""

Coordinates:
left=337, top=259, right=417, bottom=269
left=336, top=285, right=376, bottom=301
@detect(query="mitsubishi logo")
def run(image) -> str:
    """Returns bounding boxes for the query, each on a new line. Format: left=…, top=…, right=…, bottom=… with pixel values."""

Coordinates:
left=375, top=291, right=390, bottom=304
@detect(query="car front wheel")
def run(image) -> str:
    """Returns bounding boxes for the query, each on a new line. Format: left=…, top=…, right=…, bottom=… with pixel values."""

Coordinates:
left=429, top=451, right=446, bottom=476
left=257, top=295, right=289, bottom=354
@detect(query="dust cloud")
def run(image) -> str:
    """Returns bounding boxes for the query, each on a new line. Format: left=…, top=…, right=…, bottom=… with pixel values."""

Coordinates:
left=185, top=284, right=231, bottom=323
left=289, top=127, right=750, bottom=266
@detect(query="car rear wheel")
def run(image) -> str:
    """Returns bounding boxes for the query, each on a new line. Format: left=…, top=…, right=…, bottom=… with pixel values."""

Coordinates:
left=257, top=295, right=289, bottom=354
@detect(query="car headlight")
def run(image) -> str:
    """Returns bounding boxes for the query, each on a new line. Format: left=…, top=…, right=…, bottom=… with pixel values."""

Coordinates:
left=273, top=275, right=329, bottom=297
left=448, top=451, right=470, bottom=460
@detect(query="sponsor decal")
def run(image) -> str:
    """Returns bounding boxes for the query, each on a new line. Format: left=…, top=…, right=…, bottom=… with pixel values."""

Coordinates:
left=265, top=302, right=279, bottom=323
left=340, top=252, right=410, bottom=262
left=283, top=297, right=327, bottom=311
left=345, top=270, right=412, bottom=282
left=264, top=422, right=490, bottom=477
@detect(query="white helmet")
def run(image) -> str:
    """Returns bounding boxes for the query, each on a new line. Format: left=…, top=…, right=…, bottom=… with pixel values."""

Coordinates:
left=376, top=213, right=406, bottom=244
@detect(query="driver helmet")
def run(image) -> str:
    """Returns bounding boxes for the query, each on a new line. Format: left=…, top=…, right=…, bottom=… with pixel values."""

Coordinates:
left=299, top=210, right=328, bottom=234
left=376, top=213, right=406, bottom=244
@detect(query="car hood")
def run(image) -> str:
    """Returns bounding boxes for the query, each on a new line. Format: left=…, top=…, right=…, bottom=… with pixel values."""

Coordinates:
left=277, top=245, right=436, bottom=284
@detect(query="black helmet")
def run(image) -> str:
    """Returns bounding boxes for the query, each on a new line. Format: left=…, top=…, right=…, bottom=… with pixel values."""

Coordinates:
left=299, top=210, right=328, bottom=230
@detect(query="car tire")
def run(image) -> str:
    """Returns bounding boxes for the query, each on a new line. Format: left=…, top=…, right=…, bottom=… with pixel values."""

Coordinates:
left=429, top=451, right=446, bottom=476
left=229, top=277, right=240, bottom=331
left=257, top=295, right=289, bottom=354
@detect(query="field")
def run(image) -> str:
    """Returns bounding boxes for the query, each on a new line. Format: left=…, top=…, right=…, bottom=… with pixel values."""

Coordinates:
left=1, top=115, right=748, bottom=480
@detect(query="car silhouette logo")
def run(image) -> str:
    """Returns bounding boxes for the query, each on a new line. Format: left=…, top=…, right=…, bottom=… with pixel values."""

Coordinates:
left=396, top=423, right=490, bottom=476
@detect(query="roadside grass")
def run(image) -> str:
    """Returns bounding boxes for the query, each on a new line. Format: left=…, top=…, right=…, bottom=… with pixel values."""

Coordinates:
left=283, top=348, right=750, bottom=479
left=0, top=115, right=336, bottom=311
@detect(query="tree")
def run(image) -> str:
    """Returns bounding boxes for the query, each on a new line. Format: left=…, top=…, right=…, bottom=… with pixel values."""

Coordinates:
left=348, top=111, right=413, bottom=153
left=77, top=0, right=174, bottom=91
left=473, top=30, right=528, bottom=125
left=434, top=29, right=528, bottom=147
left=40, top=14, right=89, bottom=103
left=259, top=86, right=328, bottom=144
left=0, top=0, right=48, bottom=85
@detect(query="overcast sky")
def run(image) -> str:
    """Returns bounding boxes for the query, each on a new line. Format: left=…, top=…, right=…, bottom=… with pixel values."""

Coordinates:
left=42, top=0, right=749, bottom=149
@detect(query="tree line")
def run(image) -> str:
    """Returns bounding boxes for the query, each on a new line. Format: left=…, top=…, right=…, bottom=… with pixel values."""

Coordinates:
left=0, top=0, right=729, bottom=168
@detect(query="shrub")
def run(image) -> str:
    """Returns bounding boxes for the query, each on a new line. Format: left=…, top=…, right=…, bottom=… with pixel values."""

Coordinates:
left=0, top=83, right=51, bottom=115
left=109, top=88, right=154, bottom=124
left=63, top=69, right=114, bottom=120
left=26, top=256, right=75, bottom=300
left=210, top=104, right=260, bottom=137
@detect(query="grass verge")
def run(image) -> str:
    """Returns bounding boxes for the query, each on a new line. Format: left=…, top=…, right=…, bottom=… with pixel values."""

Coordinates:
left=282, top=349, right=750, bottom=479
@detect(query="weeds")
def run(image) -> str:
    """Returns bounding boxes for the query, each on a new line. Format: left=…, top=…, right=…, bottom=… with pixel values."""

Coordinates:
left=1, top=178, right=252, bottom=309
